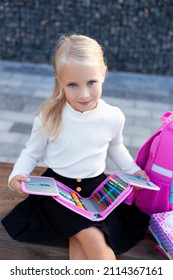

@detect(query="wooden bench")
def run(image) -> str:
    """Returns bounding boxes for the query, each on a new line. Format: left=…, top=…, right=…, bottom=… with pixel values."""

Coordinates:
left=0, top=162, right=166, bottom=260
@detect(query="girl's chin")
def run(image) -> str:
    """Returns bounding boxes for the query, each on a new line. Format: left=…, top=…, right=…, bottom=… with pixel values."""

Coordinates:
left=69, top=100, right=98, bottom=112
left=77, top=101, right=97, bottom=112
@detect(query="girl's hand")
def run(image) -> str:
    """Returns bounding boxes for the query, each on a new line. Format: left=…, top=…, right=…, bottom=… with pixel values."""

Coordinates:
left=134, top=169, right=149, bottom=181
left=133, top=170, right=150, bottom=190
left=9, top=175, right=30, bottom=194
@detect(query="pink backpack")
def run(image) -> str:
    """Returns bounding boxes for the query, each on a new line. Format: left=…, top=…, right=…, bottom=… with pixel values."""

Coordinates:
left=127, top=111, right=173, bottom=216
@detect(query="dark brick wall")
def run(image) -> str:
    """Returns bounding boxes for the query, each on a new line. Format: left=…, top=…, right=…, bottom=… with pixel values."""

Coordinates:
left=1, top=0, right=173, bottom=75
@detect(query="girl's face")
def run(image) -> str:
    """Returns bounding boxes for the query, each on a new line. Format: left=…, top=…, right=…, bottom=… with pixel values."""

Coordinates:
left=59, top=63, right=105, bottom=113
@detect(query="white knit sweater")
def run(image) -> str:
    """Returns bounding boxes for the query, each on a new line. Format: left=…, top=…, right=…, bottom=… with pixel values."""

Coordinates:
left=9, top=99, right=140, bottom=182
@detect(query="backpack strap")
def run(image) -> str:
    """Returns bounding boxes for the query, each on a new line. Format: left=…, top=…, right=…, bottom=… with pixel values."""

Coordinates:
left=161, top=111, right=173, bottom=123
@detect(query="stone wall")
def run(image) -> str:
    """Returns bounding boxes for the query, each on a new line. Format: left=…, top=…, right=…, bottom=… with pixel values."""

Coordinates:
left=0, top=0, right=173, bottom=75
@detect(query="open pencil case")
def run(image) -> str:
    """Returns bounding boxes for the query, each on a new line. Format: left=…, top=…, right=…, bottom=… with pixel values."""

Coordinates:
left=22, top=171, right=159, bottom=221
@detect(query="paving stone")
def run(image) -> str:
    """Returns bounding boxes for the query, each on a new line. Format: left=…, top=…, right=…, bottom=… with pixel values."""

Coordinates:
left=0, top=109, right=35, bottom=124
left=124, top=125, right=151, bottom=138
left=34, top=89, right=52, bottom=98
left=0, top=142, right=24, bottom=158
left=0, top=131, right=29, bottom=146
left=0, top=119, right=13, bottom=132
left=10, top=122, right=32, bottom=134
left=0, top=94, right=25, bottom=111
left=0, top=85, right=37, bottom=97
left=135, top=100, right=171, bottom=111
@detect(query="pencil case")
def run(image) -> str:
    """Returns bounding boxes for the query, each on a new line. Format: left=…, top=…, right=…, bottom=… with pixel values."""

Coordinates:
left=22, top=171, right=159, bottom=221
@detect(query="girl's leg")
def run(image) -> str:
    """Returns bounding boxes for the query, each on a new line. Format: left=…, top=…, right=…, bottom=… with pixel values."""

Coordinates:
left=72, top=226, right=116, bottom=260
left=69, top=236, right=87, bottom=260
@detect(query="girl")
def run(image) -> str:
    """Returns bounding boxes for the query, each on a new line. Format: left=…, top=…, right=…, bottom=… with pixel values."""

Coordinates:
left=2, top=34, right=150, bottom=260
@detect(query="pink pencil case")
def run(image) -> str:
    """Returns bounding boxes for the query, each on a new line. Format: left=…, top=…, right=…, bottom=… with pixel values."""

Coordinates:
left=22, top=171, right=159, bottom=221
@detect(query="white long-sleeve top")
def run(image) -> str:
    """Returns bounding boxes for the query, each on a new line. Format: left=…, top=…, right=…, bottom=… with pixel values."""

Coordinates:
left=9, top=99, right=140, bottom=183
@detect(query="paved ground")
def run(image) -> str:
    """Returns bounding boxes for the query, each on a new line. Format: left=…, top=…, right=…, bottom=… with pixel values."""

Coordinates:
left=0, top=59, right=172, bottom=167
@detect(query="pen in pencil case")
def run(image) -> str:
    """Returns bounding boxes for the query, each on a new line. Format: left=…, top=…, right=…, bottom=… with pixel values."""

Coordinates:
left=107, top=182, right=122, bottom=196
left=70, top=192, right=85, bottom=210
left=103, top=184, right=117, bottom=201
left=93, top=192, right=107, bottom=209
left=27, top=182, right=51, bottom=186
left=109, top=177, right=126, bottom=190
left=98, top=189, right=112, bottom=206
left=102, top=185, right=117, bottom=201
left=108, top=179, right=127, bottom=195
left=92, top=193, right=105, bottom=211
left=96, top=191, right=109, bottom=209
left=105, top=181, right=120, bottom=195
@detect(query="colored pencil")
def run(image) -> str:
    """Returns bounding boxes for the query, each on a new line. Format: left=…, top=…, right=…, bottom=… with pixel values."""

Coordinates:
left=109, top=177, right=126, bottom=190
left=92, top=193, right=105, bottom=211
left=96, top=192, right=108, bottom=209
left=103, top=185, right=117, bottom=201
left=70, top=192, right=85, bottom=210
left=109, top=180, right=123, bottom=193
left=98, top=190, right=110, bottom=207
left=106, top=181, right=121, bottom=195
left=99, top=189, right=112, bottom=205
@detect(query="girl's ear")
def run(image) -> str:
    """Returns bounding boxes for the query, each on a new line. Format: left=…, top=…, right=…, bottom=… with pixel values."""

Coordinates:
left=56, top=76, right=62, bottom=87
left=101, top=72, right=107, bottom=84
left=103, top=68, right=108, bottom=82
left=54, top=76, right=63, bottom=93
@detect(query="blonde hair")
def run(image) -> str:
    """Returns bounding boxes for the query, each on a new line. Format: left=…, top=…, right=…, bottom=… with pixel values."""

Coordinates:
left=40, top=34, right=107, bottom=140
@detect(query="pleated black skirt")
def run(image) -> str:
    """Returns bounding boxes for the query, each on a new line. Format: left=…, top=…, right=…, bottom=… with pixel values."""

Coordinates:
left=1, top=168, right=150, bottom=255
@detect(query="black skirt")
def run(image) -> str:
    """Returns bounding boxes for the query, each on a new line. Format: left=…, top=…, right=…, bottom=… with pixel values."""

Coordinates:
left=1, top=168, right=150, bottom=255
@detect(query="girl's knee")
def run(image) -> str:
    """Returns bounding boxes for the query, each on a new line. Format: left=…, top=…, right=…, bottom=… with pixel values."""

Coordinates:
left=73, top=227, right=116, bottom=259
left=74, top=226, right=105, bottom=245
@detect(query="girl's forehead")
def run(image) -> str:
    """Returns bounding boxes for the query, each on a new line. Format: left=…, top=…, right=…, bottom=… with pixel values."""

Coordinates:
left=59, top=63, right=104, bottom=81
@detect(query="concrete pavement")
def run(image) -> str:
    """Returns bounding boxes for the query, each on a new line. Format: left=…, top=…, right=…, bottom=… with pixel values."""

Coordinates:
left=0, top=59, right=172, bottom=165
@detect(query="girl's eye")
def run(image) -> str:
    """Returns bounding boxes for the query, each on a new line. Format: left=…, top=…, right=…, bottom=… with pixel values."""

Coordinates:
left=88, top=80, right=96, bottom=86
left=68, top=83, right=77, bottom=88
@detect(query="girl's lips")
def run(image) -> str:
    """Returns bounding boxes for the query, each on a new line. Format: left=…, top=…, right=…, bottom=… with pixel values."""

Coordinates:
left=78, top=100, right=92, bottom=106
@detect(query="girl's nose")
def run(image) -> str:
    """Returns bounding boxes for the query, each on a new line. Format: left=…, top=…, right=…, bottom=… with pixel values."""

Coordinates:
left=80, top=87, right=90, bottom=99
